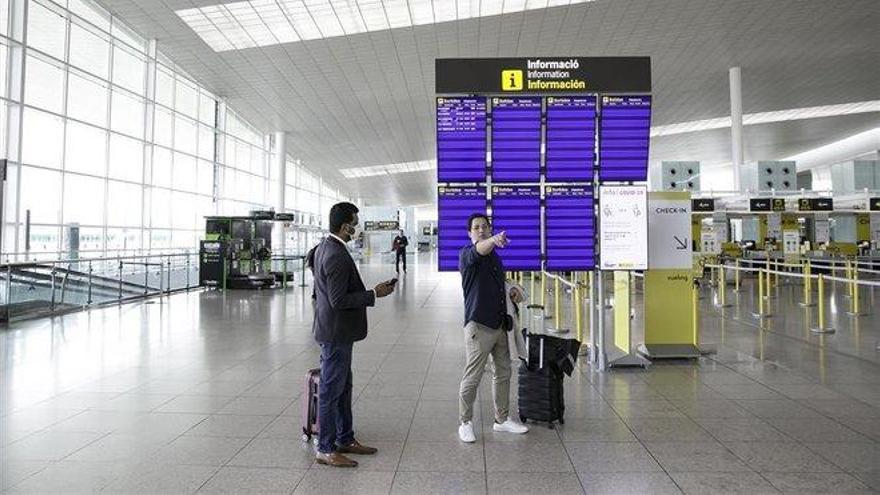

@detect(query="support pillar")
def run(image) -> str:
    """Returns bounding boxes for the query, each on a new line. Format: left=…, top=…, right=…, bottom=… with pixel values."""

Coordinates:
left=729, top=67, right=744, bottom=191
left=3, top=0, right=28, bottom=258
left=272, top=131, right=286, bottom=255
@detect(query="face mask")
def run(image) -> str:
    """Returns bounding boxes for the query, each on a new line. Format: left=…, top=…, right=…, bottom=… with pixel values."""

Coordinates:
left=345, top=223, right=361, bottom=241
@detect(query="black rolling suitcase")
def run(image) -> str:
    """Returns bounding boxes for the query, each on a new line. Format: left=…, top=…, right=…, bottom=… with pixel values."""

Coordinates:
left=518, top=361, right=565, bottom=426
left=517, top=332, right=580, bottom=427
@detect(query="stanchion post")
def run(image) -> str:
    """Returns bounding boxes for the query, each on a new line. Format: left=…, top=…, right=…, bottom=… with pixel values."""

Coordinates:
left=541, top=270, right=546, bottom=308
left=800, top=260, right=814, bottom=307
left=692, top=277, right=699, bottom=345
left=554, top=277, right=561, bottom=325
left=734, top=259, right=741, bottom=292
left=573, top=273, right=582, bottom=343
left=530, top=271, right=536, bottom=305
left=587, top=271, right=595, bottom=360
left=812, top=274, right=835, bottom=333
left=718, top=264, right=730, bottom=307
left=848, top=265, right=864, bottom=317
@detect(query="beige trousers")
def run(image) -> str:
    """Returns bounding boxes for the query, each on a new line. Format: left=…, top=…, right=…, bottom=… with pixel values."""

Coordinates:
left=459, top=321, right=511, bottom=423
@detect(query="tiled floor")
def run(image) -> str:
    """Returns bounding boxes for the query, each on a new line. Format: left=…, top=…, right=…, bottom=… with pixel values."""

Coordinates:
left=1, top=253, right=879, bottom=494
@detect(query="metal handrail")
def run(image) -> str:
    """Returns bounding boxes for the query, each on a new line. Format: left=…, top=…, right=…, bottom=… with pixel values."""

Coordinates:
left=0, top=252, right=196, bottom=268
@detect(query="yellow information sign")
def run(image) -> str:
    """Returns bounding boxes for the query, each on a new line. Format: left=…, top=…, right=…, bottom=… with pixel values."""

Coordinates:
left=613, top=271, right=630, bottom=353
left=644, top=269, right=695, bottom=346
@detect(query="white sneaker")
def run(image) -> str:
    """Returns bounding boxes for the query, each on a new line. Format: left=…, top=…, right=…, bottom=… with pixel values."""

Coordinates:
left=493, top=419, right=529, bottom=434
left=458, top=421, right=476, bottom=443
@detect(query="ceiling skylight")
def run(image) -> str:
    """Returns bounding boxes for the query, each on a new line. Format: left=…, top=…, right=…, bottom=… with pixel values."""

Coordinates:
left=339, top=159, right=436, bottom=178
left=651, top=100, right=880, bottom=137
left=178, top=0, right=595, bottom=52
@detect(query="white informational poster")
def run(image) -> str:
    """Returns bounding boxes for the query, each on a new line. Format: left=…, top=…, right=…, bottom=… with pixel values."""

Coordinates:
left=648, top=191, right=693, bottom=269
left=783, top=231, right=800, bottom=254
left=767, top=213, right=782, bottom=240
left=701, top=232, right=720, bottom=254
left=599, top=186, right=648, bottom=270
left=871, top=214, right=880, bottom=243
left=815, top=214, right=830, bottom=244
left=712, top=213, right=729, bottom=246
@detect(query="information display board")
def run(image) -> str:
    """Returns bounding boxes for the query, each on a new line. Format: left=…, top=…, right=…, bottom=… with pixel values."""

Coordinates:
left=599, top=185, right=648, bottom=270
left=437, top=97, right=487, bottom=182
left=598, top=96, right=651, bottom=182
left=491, top=186, right=541, bottom=270
left=438, top=186, right=487, bottom=271
left=491, top=97, right=541, bottom=182
left=545, top=186, right=596, bottom=271
left=545, top=96, right=597, bottom=182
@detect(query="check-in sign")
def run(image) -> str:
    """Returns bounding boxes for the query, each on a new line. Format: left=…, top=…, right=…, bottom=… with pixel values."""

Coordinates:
left=648, top=192, right=692, bottom=270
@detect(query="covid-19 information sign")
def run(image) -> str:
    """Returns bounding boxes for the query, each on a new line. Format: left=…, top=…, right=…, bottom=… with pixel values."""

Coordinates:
left=599, top=186, right=648, bottom=270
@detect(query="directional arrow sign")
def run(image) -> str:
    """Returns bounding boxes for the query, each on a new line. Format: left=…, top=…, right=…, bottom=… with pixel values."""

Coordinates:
left=674, top=236, right=688, bottom=250
left=649, top=191, right=692, bottom=269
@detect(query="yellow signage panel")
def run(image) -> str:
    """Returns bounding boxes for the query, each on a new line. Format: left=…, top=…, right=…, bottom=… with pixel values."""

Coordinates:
left=644, top=269, right=696, bottom=346
left=501, top=69, right=523, bottom=91
left=613, top=271, right=631, bottom=353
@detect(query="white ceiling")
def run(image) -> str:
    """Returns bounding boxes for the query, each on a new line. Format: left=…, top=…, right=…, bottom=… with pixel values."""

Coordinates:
left=97, top=0, right=880, bottom=205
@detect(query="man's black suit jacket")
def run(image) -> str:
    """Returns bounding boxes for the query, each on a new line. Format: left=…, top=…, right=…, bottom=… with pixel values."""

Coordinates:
left=311, top=236, right=375, bottom=343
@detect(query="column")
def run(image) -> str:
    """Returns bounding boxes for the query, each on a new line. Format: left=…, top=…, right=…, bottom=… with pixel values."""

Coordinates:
left=2, top=0, right=28, bottom=257
left=729, top=67, right=744, bottom=191
left=272, top=131, right=286, bottom=254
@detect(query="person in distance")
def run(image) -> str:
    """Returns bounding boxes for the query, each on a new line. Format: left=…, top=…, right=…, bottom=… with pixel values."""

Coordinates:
left=311, top=202, right=396, bottom=467
left=457, top=213, right=529, bottom=443
left=392, top=229, right=409, bottom=273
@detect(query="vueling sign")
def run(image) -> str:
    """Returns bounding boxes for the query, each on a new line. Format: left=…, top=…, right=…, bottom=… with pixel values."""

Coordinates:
left=501, top=59, right=586, bottom=91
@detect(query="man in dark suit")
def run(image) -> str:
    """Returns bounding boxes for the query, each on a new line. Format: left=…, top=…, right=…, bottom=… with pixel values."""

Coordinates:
left=392, top=229, right=409, bottom=273
left=311, top=202, right=395, bottom=467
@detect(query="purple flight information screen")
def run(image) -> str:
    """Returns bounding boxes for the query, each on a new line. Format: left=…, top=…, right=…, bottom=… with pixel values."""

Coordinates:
left=438, top=186, right=486, bottom=272
left=491, top=186, right=541, bottom=271
left=546, top=96, right=597, bottom=182
left=437, top=97, right=487, bottom=182
left=491, top=97, right=541, bottom=182
left=598, top=95, right=651, bottom=182
left=545, top=186, right=596, bottom=271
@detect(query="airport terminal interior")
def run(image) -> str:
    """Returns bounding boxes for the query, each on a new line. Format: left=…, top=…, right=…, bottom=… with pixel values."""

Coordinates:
left=1, top=0, right=879, bottom=493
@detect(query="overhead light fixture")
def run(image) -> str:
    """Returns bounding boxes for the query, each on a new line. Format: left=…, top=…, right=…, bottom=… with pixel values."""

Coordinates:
left=340, top=159, right=436, bottom=178
left=651, top=100, right=880, bottom=137
left=178, top=0, right=596, bottom=52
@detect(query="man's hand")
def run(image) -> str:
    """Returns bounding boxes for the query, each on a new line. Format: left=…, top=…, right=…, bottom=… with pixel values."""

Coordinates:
left=492, top=231, right=509, bottom=248
left=374, top=281, right=395, bottom=298
left=509, top=286, right=524, bottom=304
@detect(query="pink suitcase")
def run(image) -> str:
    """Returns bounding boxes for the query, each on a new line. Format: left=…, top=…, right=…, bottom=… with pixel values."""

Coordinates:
left=301, top=368, right=320, bottom=444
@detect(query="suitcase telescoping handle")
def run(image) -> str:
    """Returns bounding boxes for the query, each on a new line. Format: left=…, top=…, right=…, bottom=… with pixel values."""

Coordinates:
left=525, top=334, right=544, bottom=370
left=539, top=338, right=544, bottom=369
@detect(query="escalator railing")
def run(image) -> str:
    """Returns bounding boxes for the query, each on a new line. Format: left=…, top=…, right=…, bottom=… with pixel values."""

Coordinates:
left=1, top=252, right=200, bottom=324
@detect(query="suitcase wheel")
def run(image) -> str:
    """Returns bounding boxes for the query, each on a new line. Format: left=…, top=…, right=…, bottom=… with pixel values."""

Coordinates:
left=558, top=418, right=565, bottom=425
left=519, top=415, right=527, bottom=423
left=547, top=423, right=555, bottom=430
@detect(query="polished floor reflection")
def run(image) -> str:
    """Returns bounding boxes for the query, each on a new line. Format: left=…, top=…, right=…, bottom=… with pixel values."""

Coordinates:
left=1, top=254, right=879, bottom=494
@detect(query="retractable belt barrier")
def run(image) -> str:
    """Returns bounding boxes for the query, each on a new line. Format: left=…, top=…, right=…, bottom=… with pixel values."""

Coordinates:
left=705, top=259, right=879, bottom=330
